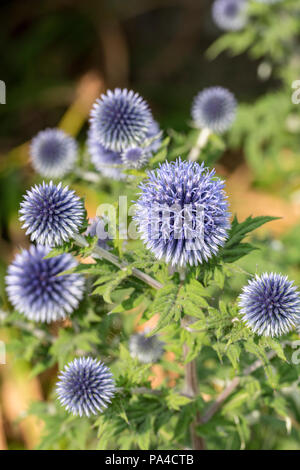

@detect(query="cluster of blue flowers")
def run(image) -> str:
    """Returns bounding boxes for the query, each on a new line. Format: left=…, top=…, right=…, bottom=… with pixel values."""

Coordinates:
left=6, top=82, right=300, bottom=419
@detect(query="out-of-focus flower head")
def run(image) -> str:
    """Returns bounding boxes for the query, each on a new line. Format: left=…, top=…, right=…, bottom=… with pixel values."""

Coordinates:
left=212, top=0, right=248, bottom=32
left=191, top=86, right=237, bottom=134
left=30, top=128, right=77, bottom=178
left=129, top=330, right=164, bottom=363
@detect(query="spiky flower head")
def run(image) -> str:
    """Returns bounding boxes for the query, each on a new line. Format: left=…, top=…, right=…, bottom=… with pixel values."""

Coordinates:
left=134, top=158, right=230, bottom=267
left=30, top=128, right=77, bottom=178
left=5, top=245, right=84, bottom=323
left=87, top=129, right=125, bottom=180
left=191, top=86, right=237, bottom=134
left=90, top=88, right=152, bottom=152
left=239, top=273, right=300, bottom=337
left=121, top=146, right=150, bottom=169
left=85, top=216, right=111, bottom=250
left=212, top=0, right=248, bottom=32
left=56, top=357, right=115, bottom=417
left=19, top=181, right=85, bottom=246
left=129, top=330, right=164, bottom=364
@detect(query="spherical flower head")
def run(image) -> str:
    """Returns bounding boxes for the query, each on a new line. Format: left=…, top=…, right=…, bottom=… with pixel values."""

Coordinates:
left=121, top=146, right=150, bottom=169
left=56, top=357, right=115, bottom=417
left=87, top=129, right=125, bottom=181
left=85, top=216, right=111, bottom=251
left=5, top=245, right=84, bottom=323
left=239, top=273, right=300, bottom=337
left=30, top=128, right=77, bottom=178
left=212, top=0, right=248, bottom=32
left=90, top=88, right=153, bottom=152
left=146, top=120, right=162, bottom=154
left=129, top=330, right=164, bottom=364
left=134, top=158, right=231, bottom=267
left=191, top=86, right=237, bottom=134
left=19, top=181, right=85, bottom=246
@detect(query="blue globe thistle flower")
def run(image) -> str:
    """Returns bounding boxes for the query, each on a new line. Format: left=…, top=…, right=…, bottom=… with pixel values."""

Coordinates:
left=90, top=88, right=152, bottom=152
left=145, top=120, right=162, bottom=154
left=134, top=158, right=231, bottom=267
left=212, top=0, right=248, bottom=32
left=85, top=216, right=111, bottom=251
left=56, top=357, right=115, bottom=417
left=121, top=146, right=150, bottom=169
left=191, top=86, right=237, bottom=134
left=87, top=129, right=125, bottom=181
left=129, top=330, right=164, bottom=364
left=239, top=273, right=300, bottom=337
left=30, top=128, right=77, bottom=178
left=5, top=245, right=84, bottom=323
left=19, top=181, right=85, bottom=246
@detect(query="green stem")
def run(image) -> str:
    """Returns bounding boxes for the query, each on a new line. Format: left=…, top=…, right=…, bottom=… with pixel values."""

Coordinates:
left=72, top=233, right=163, bottom=290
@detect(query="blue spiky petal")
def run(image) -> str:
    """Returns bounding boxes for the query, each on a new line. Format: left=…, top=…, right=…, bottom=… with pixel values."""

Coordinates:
left=56, top=357, right=115, bottom=417
left=212, top=0, right=248, bottom=32
left=85, top=217, right=111, bottom=251
left=121, top=146, right=150, bottom=169
left=239, top=273, right=300, bottom=337
left=30, top=128, right=77, bottom=178
left=19, top=181, right=85, bottom=246
left=90, top=88, right=152, bottom=152
left=5, top=245, right=84, bottom=323
left=192, top=86, right=237, bottom=134
left=129, top=330, right=164, bottom=363
left=134, top=158, right=231, bottom=267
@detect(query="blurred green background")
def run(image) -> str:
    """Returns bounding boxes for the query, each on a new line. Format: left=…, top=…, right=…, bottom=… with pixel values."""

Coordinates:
left=1, top=0, right=300, bottom=449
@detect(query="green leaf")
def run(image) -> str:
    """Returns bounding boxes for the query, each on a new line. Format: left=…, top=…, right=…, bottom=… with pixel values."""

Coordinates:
left=222, top=215, right=279, bottom=262
left=226, top=343, right=241, bottom=371
left=166, top=391, right=192, bottom=411
left=148, top=283, right=183, bottom=333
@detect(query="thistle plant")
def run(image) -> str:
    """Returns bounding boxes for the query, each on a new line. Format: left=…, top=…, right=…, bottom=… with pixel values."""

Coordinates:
left=4, top=85, right=300, bottom=452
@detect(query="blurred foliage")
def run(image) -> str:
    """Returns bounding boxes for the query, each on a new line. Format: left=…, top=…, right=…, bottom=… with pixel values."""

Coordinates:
left=1, top=0, right=300, bottom=451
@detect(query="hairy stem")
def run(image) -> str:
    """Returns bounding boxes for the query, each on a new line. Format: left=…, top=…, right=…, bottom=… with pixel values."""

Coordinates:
left=188, top=128, right=211, bottom=162
left=183, top=343, right=206, bottom=450
left=73, top=233, right=163, bottom=290
left=201, top=349, right=278, bottom=423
